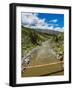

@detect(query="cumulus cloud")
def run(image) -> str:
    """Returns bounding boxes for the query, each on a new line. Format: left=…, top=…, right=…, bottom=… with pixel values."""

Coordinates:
left=21, top=13, right=46, bottom=28
left=21, top=13, right=64, bottom=32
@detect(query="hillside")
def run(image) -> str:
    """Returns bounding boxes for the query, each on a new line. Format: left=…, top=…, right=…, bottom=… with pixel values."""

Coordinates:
left=35, top=28, right=61, bottom=35
left=21, top=26, right=64, bottom=58
left=21, top=26, right=64, bottom=77
left=22, top=26, right=52, bottom=57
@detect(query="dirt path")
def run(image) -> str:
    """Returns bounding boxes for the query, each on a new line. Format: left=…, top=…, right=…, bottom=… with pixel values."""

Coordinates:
left=28, top=40, right=57, bottom=66
left=22, top=40, right=64, bottom=77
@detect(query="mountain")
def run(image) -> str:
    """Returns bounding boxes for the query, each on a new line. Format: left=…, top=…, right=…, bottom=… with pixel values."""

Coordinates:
left=23, top=26, right=62, bottom=35
left=34, top=29, right=62, bottom=35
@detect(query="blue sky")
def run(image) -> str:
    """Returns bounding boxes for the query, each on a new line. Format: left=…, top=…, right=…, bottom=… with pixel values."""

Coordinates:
left=21, top=12, right=64, bottom=32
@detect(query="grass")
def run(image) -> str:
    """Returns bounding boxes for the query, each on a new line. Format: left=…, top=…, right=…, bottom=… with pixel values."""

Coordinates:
left=22, top=61, right=64, bottom=77
left=21, top=26, right=64, bottom=77
left=21, top=26, right=53, bottom=57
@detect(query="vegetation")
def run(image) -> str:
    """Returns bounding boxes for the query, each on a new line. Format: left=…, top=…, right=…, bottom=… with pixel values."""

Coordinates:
left=21, top=26, right=64, bottom=58
left=51, top=33, right=64, bottom=56
left=22, top=26, right=51, bottom=57
left=21, top=26, right=64, bottom=76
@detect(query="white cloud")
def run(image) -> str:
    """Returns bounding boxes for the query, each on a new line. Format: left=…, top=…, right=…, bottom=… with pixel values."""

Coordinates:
left=21, top=13, right=38, bottom=25
left=49, top=19, right=58, bottom=23
left=48, top=26, right=54, bottom=30
left=21, top=13, right=64, bottom=32
left=21, top=13, right=46, bottom=27
left=22, top=13, right=55, bottom=30
left=54, top=27, right=64, bottom=32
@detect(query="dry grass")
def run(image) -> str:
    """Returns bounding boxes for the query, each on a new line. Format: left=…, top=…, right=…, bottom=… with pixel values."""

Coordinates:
left=22, top=61, right=64, bottom=77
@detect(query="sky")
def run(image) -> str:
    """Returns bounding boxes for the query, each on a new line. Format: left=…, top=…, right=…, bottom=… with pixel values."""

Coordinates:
left=21, top=12, right=64, bottom=32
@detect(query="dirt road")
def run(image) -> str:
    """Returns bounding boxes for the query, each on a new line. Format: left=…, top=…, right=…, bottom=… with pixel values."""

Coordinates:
left=22, top=40, right=64, bottom=77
